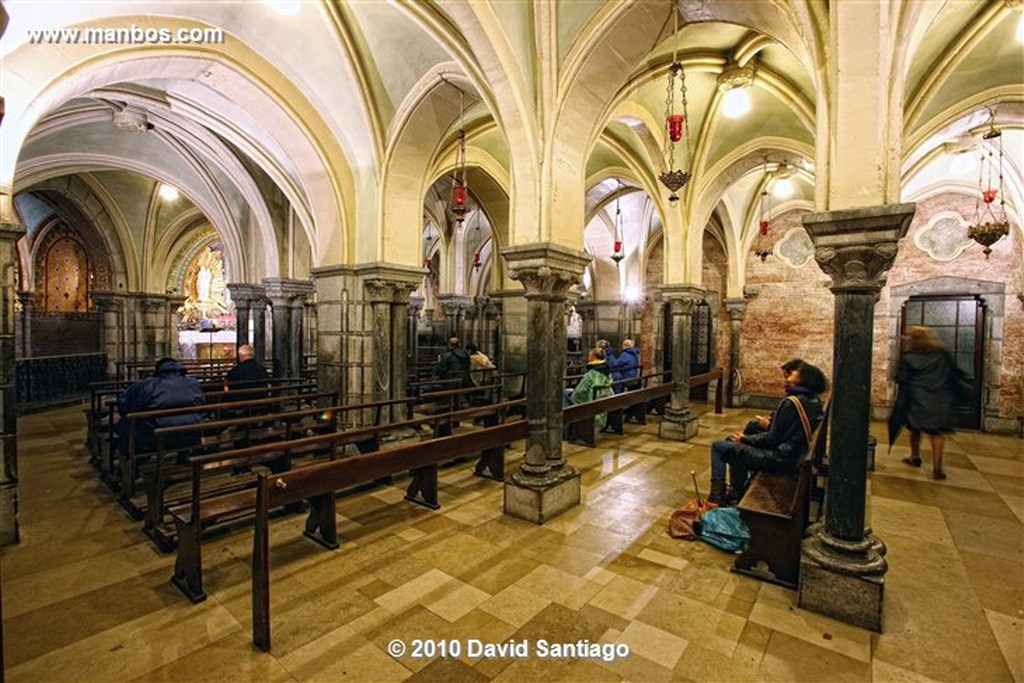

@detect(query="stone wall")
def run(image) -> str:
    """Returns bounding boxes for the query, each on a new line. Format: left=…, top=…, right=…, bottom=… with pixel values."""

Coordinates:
left=732, top=196, right=1022, bottom=429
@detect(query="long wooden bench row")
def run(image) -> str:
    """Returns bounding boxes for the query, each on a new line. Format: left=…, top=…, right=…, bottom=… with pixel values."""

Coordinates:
left=246, top=379, right=684, bottom=649
left=171, top=399, right=524, bottom=602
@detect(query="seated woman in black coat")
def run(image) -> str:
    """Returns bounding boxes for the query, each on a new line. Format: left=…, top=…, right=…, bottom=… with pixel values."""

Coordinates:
left=708, top=361, right=827, bottom=505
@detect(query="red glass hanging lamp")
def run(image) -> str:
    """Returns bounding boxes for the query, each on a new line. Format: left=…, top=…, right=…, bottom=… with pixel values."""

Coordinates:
left=658, top=5, right=693, bottom=206
left=967, top=110, right=1011, bottom=258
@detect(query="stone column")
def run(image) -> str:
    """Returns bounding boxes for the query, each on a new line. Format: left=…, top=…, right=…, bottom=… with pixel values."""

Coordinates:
left=439, top=294, right=471, bottom=341
left=166, top=294, right=185, bottom=359
left=390, top=282, right=419, bottom=422
left=252, top=297, right=267, bottom=364
left=500, top=243, right=590, bottom=524
left=364, top=279, right=394, bottom=403
left=16, top=291, right=33, bottom=358
left=309, top=266, right=348, bottom=398
left=289, top=295, right=306, bottom=378
left=408, top=294, right=424, bottom=370
left=139, top=296, right=165, bottom=360
left=227, top=283, right=263, bottom=352
left=264, top=279, right=313, bottom=379
left=658, top=285, right=705, bottom=441
left=723, top=297, right=746, bottom=408
left=0, top=222, right=24, bottom=545
left=93, top=291, right=122, bottom=377
left=798, top=204, right=915, bottom=632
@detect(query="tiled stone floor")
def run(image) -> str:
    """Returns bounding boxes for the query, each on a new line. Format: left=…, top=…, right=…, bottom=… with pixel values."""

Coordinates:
left=2, top=404, right=1021, bottom=682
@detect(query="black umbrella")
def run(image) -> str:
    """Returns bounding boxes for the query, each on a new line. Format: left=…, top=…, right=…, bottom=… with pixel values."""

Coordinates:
left=888, top=386, right=910, bottom=453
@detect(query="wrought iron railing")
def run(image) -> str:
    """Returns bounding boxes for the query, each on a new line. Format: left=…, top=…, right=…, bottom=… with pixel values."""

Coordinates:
left=15, top=353, right=107, bottom=409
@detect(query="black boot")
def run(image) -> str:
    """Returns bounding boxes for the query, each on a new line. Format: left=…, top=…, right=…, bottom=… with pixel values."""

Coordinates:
left=708, top=479, right=729, bottom=505
left=727, top=470, right=748, bottom=505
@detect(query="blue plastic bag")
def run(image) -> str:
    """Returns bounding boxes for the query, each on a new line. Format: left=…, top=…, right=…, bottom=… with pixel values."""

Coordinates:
left=698, top=507, right=750, bottom=553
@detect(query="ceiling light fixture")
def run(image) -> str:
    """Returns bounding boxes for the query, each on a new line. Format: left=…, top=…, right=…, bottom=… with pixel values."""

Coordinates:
left=658, top=3, right=693, bottom=206
left=718, top=63, right=754, bottom=119
left=753, top=158, right=774, bottom=262
left=771, top=163, right=795, bottom=199
left=159, top=184, right=179, bottom=202
left=968, top=110, right=1012, bottom=258
left=450, top=89, right=469, bottom=224
left=612, top=180, right=625, bottom=265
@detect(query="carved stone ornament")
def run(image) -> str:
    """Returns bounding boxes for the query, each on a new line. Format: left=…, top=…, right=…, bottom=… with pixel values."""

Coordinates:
left=803, top=203, right=915, bottom=293
left=661, top=284, right=705, bottom=316
left=914, top=212, right=972, bottom=262
left=363, top=279, right=395, bottom=304
left=508, top=265, right=581, bottom=301
left=776, top=227, right=816, bottom=268
left=814, top=242, right=901, bottom=292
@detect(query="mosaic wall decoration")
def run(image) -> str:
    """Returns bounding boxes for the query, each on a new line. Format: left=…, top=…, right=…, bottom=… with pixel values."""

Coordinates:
left=914, top=211, right=972, bottom=261
left=775, top=226, right=815, bottom=268
left=43, top=235, right=89, bottom=312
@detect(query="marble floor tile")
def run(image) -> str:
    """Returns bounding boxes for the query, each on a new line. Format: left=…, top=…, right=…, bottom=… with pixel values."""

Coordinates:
left=3, top=405, right=1022, bottom=682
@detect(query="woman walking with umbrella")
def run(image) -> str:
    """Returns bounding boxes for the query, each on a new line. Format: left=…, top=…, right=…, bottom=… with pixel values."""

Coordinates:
left=892, top=326, right=968, bottom=480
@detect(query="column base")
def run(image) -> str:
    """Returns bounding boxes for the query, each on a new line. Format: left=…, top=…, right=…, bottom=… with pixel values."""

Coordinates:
left=659, top=407, right=699, bottom=441
left=0, top=481, right=18, bottom=546
left=798, top=529, right=887, bottom=632
left=504, top=466, right=580, bottom=524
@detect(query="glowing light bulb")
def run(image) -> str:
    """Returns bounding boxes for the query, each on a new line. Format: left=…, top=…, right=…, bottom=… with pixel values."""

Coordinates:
left=722, top=88, right=751, bottom=119
left=772, top=177, right=795, bottom=199
left=1017, top=12, right=1024, bottom=44
left=159, top=184, right=179, bottom=201
left=623, top=285, right=640, bottom=303
left=263, top=0, right=301, bottom=16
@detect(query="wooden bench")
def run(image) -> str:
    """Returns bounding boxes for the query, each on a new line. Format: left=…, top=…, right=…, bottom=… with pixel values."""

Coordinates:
left=731, top=399, right=831, bottom=588
left=249, top=415, right=529, bottom=650
left=117, top=389, right=334, bottom=507
left=563, top=380, right=677, bottom=446
left=143, top=395, right=420, bottom=548
left=169, top=399, right=523, bottom=602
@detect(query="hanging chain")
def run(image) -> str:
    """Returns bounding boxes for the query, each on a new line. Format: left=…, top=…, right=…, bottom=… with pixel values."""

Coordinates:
left=664, top=67, right=676, bottom=172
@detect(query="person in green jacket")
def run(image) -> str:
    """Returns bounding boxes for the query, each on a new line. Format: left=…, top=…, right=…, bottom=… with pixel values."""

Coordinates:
left=566, top=348, right=615, bottom=431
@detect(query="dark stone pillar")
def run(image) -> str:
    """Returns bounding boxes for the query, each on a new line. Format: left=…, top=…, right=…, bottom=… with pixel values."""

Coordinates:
left=359, top=266, right=422, bottom=420
left=166, top=294, right=185, bottom=359
left=289, top=296, right=305, bottom=378
left=0, top=221, right=25, bottom=545
left=439, top=294, right=471, bottom=341
left=408, top=294, right=424, bottom=370
left=264, top=279, right=312, bottom=378
left=798, top=203, right=915, bottom=632
left=500, top=244, right=590, bottom=524
left=93, top=291, right=122, bottom=378
left=16, top=291, right=33, bottom=358
left=658, top=285, right=704, bottom=441
left=252, top=298, right=267, bottom=364
left=724, top=297, right=746, bottom=408
left=227, top=283, right=261, bottom=352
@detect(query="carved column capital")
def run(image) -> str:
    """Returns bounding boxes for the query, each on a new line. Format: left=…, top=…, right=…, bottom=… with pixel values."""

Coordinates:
left=363, top=279, right=395, bottom=304
left=660, top=284, right=705, bottom=316
left=15, top=290, right=36, bottom=310
left=438, top=294, right=473, bottom=315
left=501, top=243, right=591, bottom=303
left=263, top=278, right=314, bottom=306
left=226, top=283, right=266, bottom=307
left=408, top=293, right=425, bottom=315
left=802, top=203, right=915, bottom=293
left=724, top=297, right=747, bottom=322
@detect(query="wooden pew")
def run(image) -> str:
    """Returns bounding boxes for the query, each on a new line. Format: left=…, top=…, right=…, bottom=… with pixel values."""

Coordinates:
left=250, top=416, right=529, bottom=650
left=170, top=400, right=523, bottom=603
left=142, top=395, right=418, bottom=548
left=563, top=381, right=676, bottom=446
left=117, top=389, right=335, bottom=507
left=731, top=399, right=831, bottom=589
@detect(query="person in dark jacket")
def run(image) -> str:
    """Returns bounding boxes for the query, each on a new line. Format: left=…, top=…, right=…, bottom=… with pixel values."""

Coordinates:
left=225, top=344, right=269, bottom=390
left=433, top=337, right=472, bottom=387
left=708, top=361, right=827, bottom=504
left=607, top=339, right=640, bottom=393
left=117, top=358, right=206, bottom=455
left=896, top=326, right=961, bottom=480
left=743, top=358, right=806, bottom=436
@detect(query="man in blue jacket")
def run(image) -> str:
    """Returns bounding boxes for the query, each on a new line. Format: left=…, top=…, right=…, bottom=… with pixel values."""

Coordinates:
left=607, top=339, right=640, bottom=394
left=118, top=358, right=206, bottom=455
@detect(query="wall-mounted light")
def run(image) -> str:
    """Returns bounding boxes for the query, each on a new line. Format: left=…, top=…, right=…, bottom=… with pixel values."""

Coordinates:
left=717, top=64, right=754, bottom=119
left=159, top=184, right=179, bottom=202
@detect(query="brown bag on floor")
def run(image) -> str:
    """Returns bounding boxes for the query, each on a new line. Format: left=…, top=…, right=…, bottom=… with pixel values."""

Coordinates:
left=667, top=471, right=718, bottom=540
